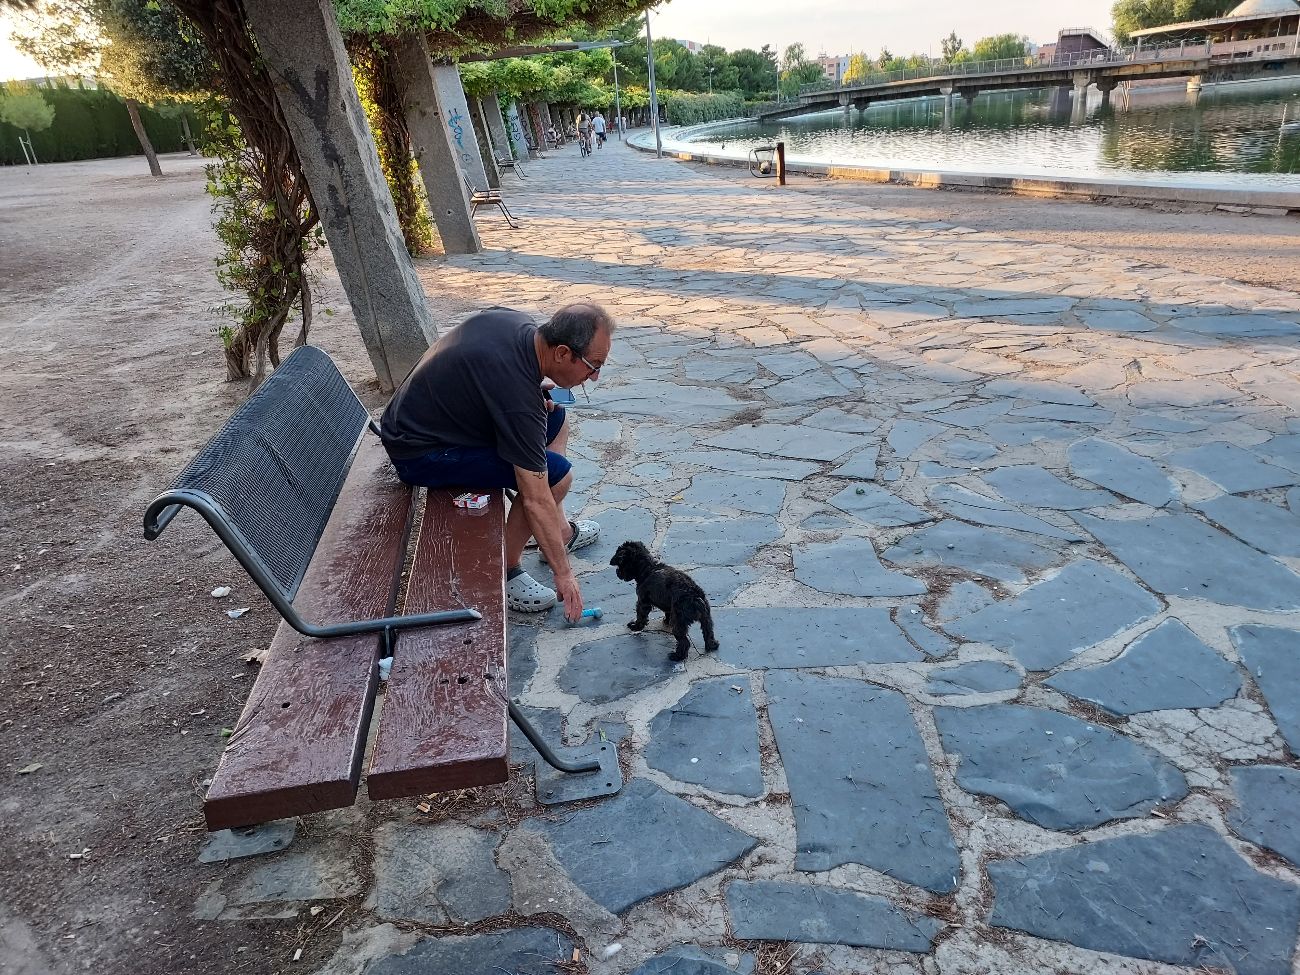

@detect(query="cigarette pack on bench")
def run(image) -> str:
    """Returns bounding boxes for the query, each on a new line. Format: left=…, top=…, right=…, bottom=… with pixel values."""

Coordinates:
left=453, top=492, right=490, bottom=510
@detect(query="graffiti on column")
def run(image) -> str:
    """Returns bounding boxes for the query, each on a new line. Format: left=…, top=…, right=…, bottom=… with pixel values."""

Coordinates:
left=446, top=107, right=476, bottom=171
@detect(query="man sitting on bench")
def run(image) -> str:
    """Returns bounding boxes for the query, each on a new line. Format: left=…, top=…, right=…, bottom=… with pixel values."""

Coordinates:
left=380, top=304, right=614, bottom=621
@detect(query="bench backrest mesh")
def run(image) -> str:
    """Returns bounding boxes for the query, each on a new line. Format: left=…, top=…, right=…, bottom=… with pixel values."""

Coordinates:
left=154, top=346, right=371, bottom=602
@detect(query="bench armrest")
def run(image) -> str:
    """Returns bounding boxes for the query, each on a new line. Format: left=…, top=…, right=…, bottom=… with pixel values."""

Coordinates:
left=143, top=488, right=480, bottom=638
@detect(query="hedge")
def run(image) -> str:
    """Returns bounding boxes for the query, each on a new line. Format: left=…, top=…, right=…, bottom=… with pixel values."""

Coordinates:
left=659, top=90, right=745, bottom=126
left=0, top=84, right=193, bottom=166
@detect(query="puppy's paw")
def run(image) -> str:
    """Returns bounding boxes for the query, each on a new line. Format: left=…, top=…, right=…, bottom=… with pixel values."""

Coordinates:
left=669, top=648, right=689, bottom=662
left=627, top=619, right=646, bottom=632
left=705, top=640, right=720, bottom=653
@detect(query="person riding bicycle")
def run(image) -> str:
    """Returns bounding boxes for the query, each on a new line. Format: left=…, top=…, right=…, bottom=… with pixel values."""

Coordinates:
left=576, top=111, right=592, bottom=152
left=593, top=111, right=607, bottom=147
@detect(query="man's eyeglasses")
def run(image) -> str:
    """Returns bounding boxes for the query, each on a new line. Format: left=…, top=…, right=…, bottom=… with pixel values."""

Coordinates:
left=577, top=352, right=603, bottom=379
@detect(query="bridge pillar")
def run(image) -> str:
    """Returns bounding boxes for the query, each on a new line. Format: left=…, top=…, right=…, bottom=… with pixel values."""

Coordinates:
left=1186, top=75, right=1204, bottom=92
left=1097, top=80, right=1116, bottom=108
left=961, top=88, right=978, bottom=106
left=940, top=85, right=955, bottom=112
left=852, top=98, right=871, bottom=112
left=1071, top=73, right=1091, bottom=124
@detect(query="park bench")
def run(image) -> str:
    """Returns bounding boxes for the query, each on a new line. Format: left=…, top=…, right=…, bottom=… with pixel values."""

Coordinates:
left=495, top=153, right=528, bottom=179
left=143, top=346, right=619, bottom=831
left=463, top=172, right=520, bottom=229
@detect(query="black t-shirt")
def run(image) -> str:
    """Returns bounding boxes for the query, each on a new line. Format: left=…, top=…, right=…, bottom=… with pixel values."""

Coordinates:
left=379, top=307, right=547, bottom=471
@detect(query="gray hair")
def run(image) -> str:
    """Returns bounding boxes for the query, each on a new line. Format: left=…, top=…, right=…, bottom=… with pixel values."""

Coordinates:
left=538, top=303, right=616, bottom=355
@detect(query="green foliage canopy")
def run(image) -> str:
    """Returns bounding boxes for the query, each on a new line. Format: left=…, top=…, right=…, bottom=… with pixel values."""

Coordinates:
left=1111, top=0, right=1235, bottom=41
left=0, top=84, right=56, bottom=131
left=970, top=33, right=1031, bottom=61
left=729, top=46, right=777, bottom=98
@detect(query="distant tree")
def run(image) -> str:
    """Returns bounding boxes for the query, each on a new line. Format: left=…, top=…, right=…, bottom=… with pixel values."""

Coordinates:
left=652, top=37, right=704, bottom=90
left=842, top=52, right=873, bottom=84
left=730, top=47, right=778, bottom=97
left=971, top=33, right=1031, bottom=61
left=876, top=46, right=893, bottom=68
left=1111, top=0, right=1232, bottom=41
left=13, top=0, right=209, bottom=175
left=941, top=31, right=963, bottom=61
left=0, top=83, right=55, bottom=157
left=779, top=42, right=823, bottom=97
left=697, top=43, right=738, bottom=92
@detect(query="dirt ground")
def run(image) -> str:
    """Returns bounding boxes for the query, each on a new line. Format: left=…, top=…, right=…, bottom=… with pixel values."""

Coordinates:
left=0, top=149, right=1295, bottom=975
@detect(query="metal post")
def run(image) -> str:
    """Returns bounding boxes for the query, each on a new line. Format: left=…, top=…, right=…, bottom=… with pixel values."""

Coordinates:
left=613, top=55, right=623, bottom=140
left=776, top=140, right=786, bottom=185
left=645, top=11, right=662, bottom=157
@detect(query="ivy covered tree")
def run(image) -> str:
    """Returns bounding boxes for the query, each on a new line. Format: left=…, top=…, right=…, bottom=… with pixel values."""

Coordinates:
left=730, top=46, right=777, bottom=99
left=941, top=31, right=964, bottom=61
left=779, top=43, right=823, bottom=98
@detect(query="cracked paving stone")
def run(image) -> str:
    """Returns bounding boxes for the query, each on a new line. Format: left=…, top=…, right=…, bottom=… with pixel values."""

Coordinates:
left=646, top=678, right=763, bottom=797
left=1194, top=494, right=1300, bottom=557
left=1251, top=433, right=1300, bottom=474
left=1010, top=403, right=1114, bottom=424
left=1168, top=442, right=1300, bottom=493
left=984, top=378, right=1095, bottom=406
left=882, top=520, right=1059, bottom=585
left=226, top=849, right=361, bottom=906
left=935, top=704, right=1187, bottom=830
left=1228, top=765, right=1300, bottom=869
left=372, top=823, right=510, bottom=924
left=198, top=822, right=295, bottom=864
left=983, top=418, right=1080, bottom=446
left=1230, top=624, right=1300, bottom=751
left=726, top=880, right=943, bottom=952
left=366, top=927, right=575, bottom=975
left=989, top=824, right=1300, bottom=975
left=929, top=484, right=1084, bottom=541
left=574, top=506, right=657, bottom=565
left=679, top=473, right=785, bottom=515
left=937, top=436, right=999, bottom=465
left=629, top=946, right=755, bottom=975
left=589, top=379, right=751, bottom=423
left=896, top=612, right=957, bottom=658
left=981, top=465, right=1113, bottom=510
left=1077, top=308, right=1160, bottom=332
left=1077, top=512, right=1300, bottom=611
left=1047, top=619, right=1242, bottom=715
left=803, top=406, right=881, bottom=433
left=1168, top=312, right=1300, bottom=338
left=828, top=446, right=880, bottom=479
left=794, top=539, right=927, bottom=597
left=705, top=423, right=870, bottom=462
left=765, top=372, right=855, bottom=404
left=524, top=778, right=757, bottom=914
left=677, top=449, right=819, bottom=481
left=714, top=607, right=921, bottom=669
left=828, top=483, right=933, bottom=526
left=766, top=671, right=959, bottom=892
left=662, top=515, right=782, bottom=567
left=886, top=418, right=946, bottom=458
left=932, top=400, right=1015, bottom=429
left=925, top=661, right=1021, bottom=696
left=947, top=560, right=1161, bottom=671
left=559, top=633, right=678, bottom=704
left=1067, top=438, right=1178, bottom=507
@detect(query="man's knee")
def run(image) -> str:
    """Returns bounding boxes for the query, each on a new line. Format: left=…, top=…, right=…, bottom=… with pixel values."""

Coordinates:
left=550, top=467, right=573, bottom=499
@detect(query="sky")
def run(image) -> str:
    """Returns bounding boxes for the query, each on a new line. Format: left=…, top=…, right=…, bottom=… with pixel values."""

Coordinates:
left=1, top=1, right=1119, bottom=83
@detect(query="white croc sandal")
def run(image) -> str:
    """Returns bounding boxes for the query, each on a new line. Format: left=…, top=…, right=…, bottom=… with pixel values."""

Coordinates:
left=507, top=571, right=557, bottom=613
left=540, top=520, right=601, bottom=564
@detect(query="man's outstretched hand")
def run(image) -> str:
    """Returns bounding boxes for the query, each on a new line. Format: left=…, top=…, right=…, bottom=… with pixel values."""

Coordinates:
left=555, top=572, right=584, bottom=623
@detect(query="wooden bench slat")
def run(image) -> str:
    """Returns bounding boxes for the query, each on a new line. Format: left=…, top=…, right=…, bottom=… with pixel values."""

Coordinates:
left=203, top=437, right=414, bottom=830
left=366, top=488, right=508, bottom=799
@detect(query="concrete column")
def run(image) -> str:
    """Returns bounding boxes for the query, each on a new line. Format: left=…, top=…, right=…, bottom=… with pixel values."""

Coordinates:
left=940, top=85, right=955, bottom=111
left=1186, top=75, right=1204, bottom=91
left=1071, top=75, right=1090, bottom=124
left=471, top=98, right=501, bottom=189
left=508, top=101, right=535, bottom=157
left=482, top=93, right=514, bottom=160
left=1098, top=82, right=1115, bottom=107
left=393, top=34, right=481, bottom=256
left=429, top=63, right=490, bottom=191
left=241, top=0, right=436, bottom=391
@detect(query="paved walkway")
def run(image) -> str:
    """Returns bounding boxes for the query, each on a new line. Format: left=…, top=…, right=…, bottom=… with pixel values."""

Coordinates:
left=212, top=142, right=1300, bottom=974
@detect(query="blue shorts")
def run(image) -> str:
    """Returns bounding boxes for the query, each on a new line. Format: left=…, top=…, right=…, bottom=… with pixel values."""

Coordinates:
left=392, top=407, right=571, bottom=489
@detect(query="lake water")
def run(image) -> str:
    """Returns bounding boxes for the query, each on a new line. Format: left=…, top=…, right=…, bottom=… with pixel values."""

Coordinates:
left=682, top=78, right=1300, bottom=189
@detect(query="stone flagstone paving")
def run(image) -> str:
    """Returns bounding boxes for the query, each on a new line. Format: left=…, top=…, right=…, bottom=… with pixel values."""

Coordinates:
left=196, top=142, right=1300, bottom=974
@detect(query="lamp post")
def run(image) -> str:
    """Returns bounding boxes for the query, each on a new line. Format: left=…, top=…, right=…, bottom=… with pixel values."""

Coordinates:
left=645, top=10, right=662, bottom=157
left=708, top=63, right=714, bottom=94
left=612, top=54, right=624, bottom=140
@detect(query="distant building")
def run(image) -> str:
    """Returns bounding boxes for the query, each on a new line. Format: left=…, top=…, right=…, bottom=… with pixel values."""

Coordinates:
left=816, top=54, right=851, bottom=82
left=672, top=39, right=705, bottom=54
left=1127, top=0, right=1300, bottom=56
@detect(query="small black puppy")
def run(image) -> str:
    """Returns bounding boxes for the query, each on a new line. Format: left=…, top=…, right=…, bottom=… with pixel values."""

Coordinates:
left=610, top=540, right=720, bottom=662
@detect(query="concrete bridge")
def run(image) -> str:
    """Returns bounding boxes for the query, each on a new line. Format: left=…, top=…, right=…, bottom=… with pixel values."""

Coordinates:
left=755, top=43, right=1300, bottom=122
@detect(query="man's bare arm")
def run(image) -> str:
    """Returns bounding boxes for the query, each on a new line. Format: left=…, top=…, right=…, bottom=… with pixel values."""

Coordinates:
left=513, top=466, right=583, bottom=621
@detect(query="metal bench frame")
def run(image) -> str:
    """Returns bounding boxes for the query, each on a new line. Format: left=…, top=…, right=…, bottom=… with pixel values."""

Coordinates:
left=142, top=346, right=478, bottom=641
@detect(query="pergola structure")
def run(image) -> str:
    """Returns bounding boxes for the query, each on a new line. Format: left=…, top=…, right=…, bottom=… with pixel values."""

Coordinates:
left=1129, top=0, right=1300, bottom=51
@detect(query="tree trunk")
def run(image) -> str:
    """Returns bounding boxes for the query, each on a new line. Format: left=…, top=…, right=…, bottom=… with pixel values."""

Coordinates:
left=125, top=98, right=163, bottom=177
left=180, top=113, right=197, bottom=154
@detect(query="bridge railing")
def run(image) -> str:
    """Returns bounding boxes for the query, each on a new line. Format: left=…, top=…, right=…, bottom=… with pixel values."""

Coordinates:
left=793, top=37, right=1269, bottom=99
